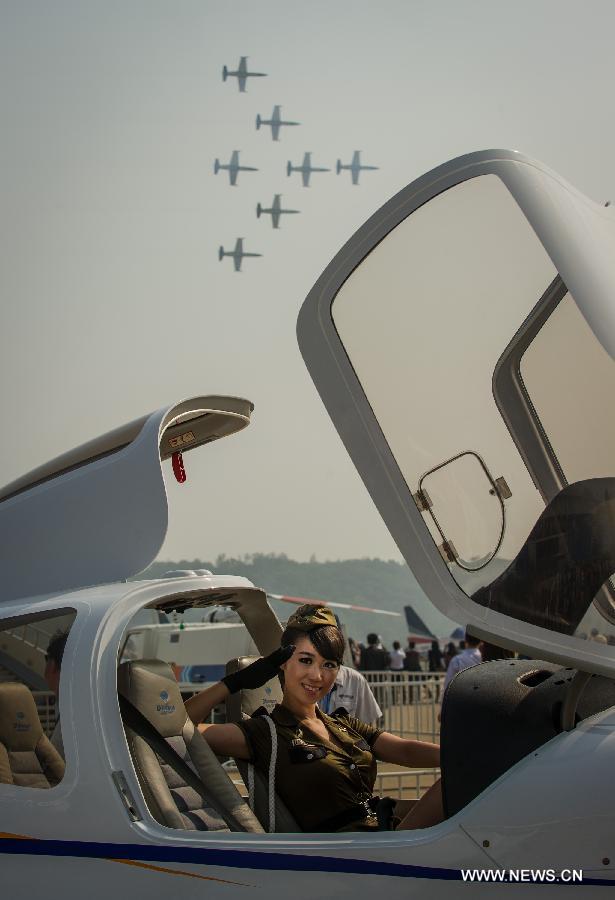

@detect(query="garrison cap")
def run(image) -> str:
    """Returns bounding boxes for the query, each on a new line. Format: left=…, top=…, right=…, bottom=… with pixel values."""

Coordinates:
left=286, top=605, right=338, bottom=632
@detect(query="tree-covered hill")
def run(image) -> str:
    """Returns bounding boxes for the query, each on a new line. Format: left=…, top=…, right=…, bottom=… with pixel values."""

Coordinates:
left=140, top=554, right=458, bottom=646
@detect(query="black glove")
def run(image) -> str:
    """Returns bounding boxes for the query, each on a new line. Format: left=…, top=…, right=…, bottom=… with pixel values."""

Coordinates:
left=222, top=645, right=295, bottom=695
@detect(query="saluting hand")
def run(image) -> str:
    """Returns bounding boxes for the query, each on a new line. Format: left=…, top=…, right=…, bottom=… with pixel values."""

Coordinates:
left=222, top=645, right=295, bottom=695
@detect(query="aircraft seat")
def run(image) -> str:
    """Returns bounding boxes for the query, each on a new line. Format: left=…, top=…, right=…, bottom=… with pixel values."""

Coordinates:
left=225, top=656, right=302, bottom=832
left=0, top=682, right=65, bottom=788
left=440, top=657, right=615, bottom=817
left=118, top=659, right=262, bottom=832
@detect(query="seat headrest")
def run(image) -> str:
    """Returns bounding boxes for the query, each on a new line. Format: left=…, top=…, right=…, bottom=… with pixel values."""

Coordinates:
left=118, top=659, right=187, bottom=738
left=225, top=657, right=283, bottom=718
left=0, top=683, right=44, bottom=751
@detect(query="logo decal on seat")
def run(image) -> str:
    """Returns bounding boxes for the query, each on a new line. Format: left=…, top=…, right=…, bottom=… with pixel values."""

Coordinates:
left=156, top=690, right=175, bottom=714
left=14, top=711, right=30, bottom=732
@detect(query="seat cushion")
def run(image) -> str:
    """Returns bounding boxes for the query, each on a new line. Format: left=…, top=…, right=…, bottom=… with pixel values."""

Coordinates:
left=0, top=683, right=65, bottom=788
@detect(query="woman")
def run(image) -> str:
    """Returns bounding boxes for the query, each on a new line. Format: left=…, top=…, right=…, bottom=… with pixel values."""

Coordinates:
left=185, top=605, right=442, bottom=833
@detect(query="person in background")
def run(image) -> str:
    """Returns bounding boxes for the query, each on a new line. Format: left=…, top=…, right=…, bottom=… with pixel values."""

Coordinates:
left=442, top=632, right=482, bottom=694
left=403, top=639, right=421, bottom=672
left=427, top=639, right=444, bottom=700
left=390, top=640, right=406, bottom=672
left=428, top=640, right=443, bottom=673
left=438, top=632, right=482, bottom=722
left=347, top=637, right=362, bottom=668
left=359, top=633, right=390, bottom=671
left=443, top=641, right=458, bottom=669
left=44, top=629, right=69, bottom=758
left=403, top=639, right=422, bottom=702
left=319, top=663, right=383, bottom=726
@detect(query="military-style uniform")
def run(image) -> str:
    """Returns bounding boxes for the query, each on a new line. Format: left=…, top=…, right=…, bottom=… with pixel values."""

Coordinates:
left=237, top=703, right=383, bottom=832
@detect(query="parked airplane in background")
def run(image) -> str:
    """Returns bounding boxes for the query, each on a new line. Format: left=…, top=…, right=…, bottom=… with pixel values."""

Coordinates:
left=221, top=56, right=267, bottom=92
left=256, top=105, right=300, bottom=141
left=256, top=194, right=300, bottom=229
left=218, top=238, right=262, bottom=272
left=336, top=150, right=379, bottom=185
left=214, top=151, right=258, bottom=186
left=287, top=152, right=330, bottom=187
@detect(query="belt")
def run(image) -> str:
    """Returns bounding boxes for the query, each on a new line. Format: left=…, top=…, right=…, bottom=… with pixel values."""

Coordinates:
left=313, top=797, right=380, bottom=833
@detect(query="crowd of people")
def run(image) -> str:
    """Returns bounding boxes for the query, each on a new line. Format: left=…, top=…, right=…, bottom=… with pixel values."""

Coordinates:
left=350, top=631, right=496, bottom=679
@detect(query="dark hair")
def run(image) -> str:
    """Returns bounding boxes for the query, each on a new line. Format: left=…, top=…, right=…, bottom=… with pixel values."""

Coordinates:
left=464, top=631, right=481, bottom=648
left=393, top=641, right=401, bottom=650
left=46, top=629, right=69, bottom=668
left=366, top=632, right=378, bottom=645
left=282, top=605, right=345, bottom=663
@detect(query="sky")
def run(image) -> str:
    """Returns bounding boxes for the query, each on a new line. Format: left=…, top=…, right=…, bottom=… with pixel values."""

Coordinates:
left=3, top=0, right=615, bottom=568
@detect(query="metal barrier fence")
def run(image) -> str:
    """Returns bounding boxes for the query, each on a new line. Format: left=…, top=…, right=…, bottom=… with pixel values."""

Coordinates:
left=363, top=670, right=445, bottom=743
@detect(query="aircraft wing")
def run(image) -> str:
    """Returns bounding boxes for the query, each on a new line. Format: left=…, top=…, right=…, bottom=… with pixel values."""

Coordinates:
left=238, top=58, right=247, bottom=91
left=229, top=168, right=238, bottom=186
left=302, top=170, right=310, bottom=187
left=271, top=122, right=280, bottom=141
left=233, top=254, right=242, bottom=272
left=271, top=210, right=280, bottom=228
left=351, top=168, right=360, bottom=185
left=267, top=593, right=401, bottom=617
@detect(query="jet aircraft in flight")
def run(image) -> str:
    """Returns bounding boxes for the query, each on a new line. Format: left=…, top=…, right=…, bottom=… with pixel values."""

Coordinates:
left=214, top=151, right=258, bottom=186
left=218, top=238, right=262, bottom=272
left=256, top=105, right=300, bottom=141
left=221, top=56, right=267, bottom=92
left=336, top=150, right=379, bottom=185
left=256, top=194, right=300, bottom=229
left=287, top=152, right=330, bottom=187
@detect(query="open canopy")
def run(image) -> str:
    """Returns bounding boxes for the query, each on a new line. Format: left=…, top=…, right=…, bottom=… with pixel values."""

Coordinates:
left=0, top=396, right=252, bottom=603
left=298, top=150, right=615, bottom=676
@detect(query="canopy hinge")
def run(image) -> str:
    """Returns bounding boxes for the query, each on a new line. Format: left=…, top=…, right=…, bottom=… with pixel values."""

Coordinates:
left=438, top=539, right=458, bottom=564
left=413, top=488, right=433, bottom=512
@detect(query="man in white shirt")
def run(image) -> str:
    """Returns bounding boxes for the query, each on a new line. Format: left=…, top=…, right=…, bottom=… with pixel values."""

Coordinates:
left=389, top=641, right=406, bottom=671
left=442, top=633, right=482, bottom=694
left=319, top=664, right=383, bottom=725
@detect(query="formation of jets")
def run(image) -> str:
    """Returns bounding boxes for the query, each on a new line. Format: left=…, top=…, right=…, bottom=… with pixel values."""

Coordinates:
left=218, top=238, right=262, bottom=272
left=256, top=105, right=300, bottom=141
left=214, top=151, right=258, bottom=187
left=287, top=152, right=330, bottom=187
left=218, top=56, right=379, bottom=271
left=257, top=194, right=300, bottom=229
left=221, top=56, right=266, bottom=93
left=336, top=150, right=380, bottom=185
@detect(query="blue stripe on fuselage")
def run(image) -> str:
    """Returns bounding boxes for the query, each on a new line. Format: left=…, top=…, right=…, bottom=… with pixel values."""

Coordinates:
left=1, top=835, right=614, bottom=885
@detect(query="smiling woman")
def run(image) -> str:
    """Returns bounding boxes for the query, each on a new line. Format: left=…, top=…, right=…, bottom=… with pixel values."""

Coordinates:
left=185, top=604, right=442, bottom=832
